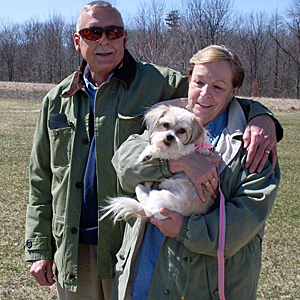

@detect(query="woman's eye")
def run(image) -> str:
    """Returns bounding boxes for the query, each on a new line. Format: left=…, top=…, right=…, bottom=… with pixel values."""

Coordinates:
left=196, top=81, right=204, bottom=86
left=214, top=85, right=223, bottom=91
left=178, top=128, right=186, bottom=134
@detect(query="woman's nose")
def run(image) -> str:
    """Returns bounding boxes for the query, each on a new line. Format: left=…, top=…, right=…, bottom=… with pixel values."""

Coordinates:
left=200, top=84, right=211, bottom=97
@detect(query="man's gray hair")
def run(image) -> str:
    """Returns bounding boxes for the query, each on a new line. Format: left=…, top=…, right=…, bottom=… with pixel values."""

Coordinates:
left=76, top=1, right=124, bottom=32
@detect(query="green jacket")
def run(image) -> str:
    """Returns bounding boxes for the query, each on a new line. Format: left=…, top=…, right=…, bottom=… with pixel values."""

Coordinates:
left=110, top=99, right=281, bottom=299
left=24, top=50, right=188, bottom=291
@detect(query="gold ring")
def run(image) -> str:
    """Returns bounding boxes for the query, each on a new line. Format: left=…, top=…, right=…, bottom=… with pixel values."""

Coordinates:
left=204, top=181, right=211, bottom=188
left=210, top=177, right=216, bottom=182
left=265, top=150, right=270, bottom=154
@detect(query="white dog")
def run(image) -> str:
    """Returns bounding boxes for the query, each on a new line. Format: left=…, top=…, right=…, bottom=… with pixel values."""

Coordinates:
left=101, top=105, right=215, bottom=222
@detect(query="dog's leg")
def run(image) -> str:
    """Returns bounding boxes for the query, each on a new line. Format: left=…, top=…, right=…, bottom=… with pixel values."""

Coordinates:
left=135, top=184, right=150, bottom=206
left=138, top=145, right=161, bottom=163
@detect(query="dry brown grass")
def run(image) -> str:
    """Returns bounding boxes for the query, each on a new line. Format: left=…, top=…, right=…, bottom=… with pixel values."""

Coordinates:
left=1, top=81, right=300, bottom=111
left=0, top=81, right=56, bottom=101
left=0, top=98, right=57, bottom=299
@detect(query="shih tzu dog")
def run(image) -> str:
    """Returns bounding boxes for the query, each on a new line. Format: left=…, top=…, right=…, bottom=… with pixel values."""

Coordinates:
left=101, top=105, right=215, bottom=222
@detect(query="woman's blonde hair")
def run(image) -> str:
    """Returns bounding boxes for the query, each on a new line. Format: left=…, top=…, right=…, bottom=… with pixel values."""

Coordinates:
left=187, top=45, right=245, bottom=88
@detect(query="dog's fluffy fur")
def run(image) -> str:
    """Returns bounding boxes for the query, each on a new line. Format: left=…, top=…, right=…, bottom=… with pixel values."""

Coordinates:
left=100, top=105, right=215, bottom=222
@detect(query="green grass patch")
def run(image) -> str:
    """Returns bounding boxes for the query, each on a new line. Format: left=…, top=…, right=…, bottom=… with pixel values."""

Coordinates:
left=0, top=99, right=299, bottom=299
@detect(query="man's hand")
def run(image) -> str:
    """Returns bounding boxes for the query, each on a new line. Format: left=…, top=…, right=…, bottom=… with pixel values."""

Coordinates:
left=150, top=208, right=184, bottom=238
left=243, top=114, right=277, bottom=173
left=30, top=259, right=55, bottom=286
left=168, top=152, right=221, bottom=202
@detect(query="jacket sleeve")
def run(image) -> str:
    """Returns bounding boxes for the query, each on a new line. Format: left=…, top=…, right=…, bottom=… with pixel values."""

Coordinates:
left=237, top=97, right=284, bottom=142
left=177, top=151, right=280, bottom=259
left=112, top=131, right=173, bottom=193
left=112, top=97, right=282, bottom=194
left=24, top=97, right=53, bottom=262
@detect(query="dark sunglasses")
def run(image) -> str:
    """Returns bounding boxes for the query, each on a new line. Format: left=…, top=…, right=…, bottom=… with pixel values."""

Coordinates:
left=78, top=26, right=124, bottom=41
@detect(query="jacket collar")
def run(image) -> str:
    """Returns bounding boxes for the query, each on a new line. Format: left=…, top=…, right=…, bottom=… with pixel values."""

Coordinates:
left=61, top=49, right=137, bottom=98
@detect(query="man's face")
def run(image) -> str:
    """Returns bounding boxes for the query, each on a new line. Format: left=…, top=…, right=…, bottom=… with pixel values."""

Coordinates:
left=74, top=7, right=127, bottom=83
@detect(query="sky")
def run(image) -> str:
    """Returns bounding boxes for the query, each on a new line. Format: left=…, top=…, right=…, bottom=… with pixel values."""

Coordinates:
left=1, top=0, right=290, bottom=25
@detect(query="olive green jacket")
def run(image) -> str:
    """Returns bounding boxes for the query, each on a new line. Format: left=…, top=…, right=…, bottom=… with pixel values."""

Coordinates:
left=24, top=50, right=188, bottom=291
left=110, top=99, right=281, bottom=300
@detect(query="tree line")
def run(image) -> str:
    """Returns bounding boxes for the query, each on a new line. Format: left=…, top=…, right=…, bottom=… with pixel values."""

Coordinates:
left=0, top=0, right=299, bottom=99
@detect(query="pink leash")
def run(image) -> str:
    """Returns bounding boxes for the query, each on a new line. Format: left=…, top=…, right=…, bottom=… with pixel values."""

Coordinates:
left=217, top=167, right=226, bottom=300
left=195, top=142, right=226, bottom=299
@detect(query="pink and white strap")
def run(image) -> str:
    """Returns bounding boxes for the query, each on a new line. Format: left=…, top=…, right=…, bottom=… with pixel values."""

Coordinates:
left=217, top=167, right=226, bottom=300
left=195, top=142, right=226, bottom=299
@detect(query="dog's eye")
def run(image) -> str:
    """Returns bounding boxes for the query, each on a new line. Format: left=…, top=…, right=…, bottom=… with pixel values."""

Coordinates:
left=178, top=128, right=186, bottom=134
left=163, top=123, right=170, bottom=129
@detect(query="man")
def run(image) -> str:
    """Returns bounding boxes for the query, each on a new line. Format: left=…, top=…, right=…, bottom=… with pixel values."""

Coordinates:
left=24, top=1, right=281, bottom=300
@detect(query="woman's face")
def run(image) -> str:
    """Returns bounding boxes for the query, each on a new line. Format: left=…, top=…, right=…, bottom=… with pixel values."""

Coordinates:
left=188, top=60, right=238, bottom=126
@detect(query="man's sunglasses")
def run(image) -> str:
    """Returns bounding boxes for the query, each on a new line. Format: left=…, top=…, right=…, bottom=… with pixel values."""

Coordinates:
left=78, top=26, right=124, bottom=41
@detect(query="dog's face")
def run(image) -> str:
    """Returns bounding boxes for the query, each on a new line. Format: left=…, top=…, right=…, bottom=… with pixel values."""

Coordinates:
left=145, top=105, right=206, bottom=151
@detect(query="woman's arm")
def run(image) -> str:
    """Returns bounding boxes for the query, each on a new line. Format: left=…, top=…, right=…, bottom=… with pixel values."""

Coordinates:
left=152, top=153, right=280, bottom=258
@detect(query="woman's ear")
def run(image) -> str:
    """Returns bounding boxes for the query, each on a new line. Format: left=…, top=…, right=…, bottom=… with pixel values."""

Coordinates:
left=233, top=87, right=238, bottom=96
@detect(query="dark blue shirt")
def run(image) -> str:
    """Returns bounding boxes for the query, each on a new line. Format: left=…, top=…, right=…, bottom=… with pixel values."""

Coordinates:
left=79, top=70, right=98, bottom=245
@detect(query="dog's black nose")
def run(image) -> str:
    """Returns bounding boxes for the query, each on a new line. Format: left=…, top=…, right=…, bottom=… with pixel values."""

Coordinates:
left=166, top=135, right=175, bottom=141
left=164, top=135, right=174, bottom=146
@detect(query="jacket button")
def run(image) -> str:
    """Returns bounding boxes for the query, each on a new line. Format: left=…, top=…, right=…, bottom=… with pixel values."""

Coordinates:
left=75, top=182, right=83, bottom=189
left=215, top=291, right=220, bottom=296
left=164, top=290, right=171, bottom=295
left=70, top=227, right=78, bottom=234
left=26, top=241, right=32, bottom=249
left=55, top=132, right=59, bottom=136
left=82, top=138, right=89, bottom=145
left=69, top=274, right=76, bottom=281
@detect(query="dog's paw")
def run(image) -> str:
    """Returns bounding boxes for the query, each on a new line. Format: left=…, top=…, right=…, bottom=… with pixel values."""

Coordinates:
left=143, top=182, right=153, bottom=193
left=139, top=153, right=152, bottom=164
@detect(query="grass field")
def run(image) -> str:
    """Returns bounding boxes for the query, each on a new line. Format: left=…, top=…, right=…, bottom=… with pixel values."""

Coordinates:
left=0, top=98, right=299, bottom=299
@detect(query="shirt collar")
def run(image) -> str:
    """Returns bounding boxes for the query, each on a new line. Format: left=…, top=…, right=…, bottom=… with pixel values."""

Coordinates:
left=205, top=109, right=228, bottom=145
left=83, top=66, right=98, bottom=94
left=61, top=49, right=137, bottom=98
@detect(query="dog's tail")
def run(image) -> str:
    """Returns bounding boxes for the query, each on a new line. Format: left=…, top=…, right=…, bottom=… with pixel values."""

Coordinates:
left=100, top=197, right=146, bottom=223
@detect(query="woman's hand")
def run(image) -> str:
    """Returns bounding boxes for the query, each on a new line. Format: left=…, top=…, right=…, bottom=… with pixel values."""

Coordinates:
left=168, top=152, right=221, bottom=202
left=243, top=114, right=277, bottom=173
left=150, top=208, right=184, bottom=238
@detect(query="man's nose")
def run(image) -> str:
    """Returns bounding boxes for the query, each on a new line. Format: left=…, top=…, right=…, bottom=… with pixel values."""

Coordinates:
left=97, top=33, right=110, bottom=45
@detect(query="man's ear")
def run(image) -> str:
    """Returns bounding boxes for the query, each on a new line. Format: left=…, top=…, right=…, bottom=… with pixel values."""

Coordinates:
left=123, top=30, right=128, bottom=49
left=74, top=33, right=81, bottom=53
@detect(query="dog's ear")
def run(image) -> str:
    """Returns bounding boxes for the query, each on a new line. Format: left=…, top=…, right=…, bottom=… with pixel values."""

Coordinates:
left=144, top=105, right=169, bottom=134
left=188, top=115, right=206, bottom=144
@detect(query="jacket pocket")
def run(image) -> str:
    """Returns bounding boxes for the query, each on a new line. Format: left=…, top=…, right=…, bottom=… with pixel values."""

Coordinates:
left=115, top=113, right=145, bottom=150
left=49, top=127, right=73, bottom=167
left=52, top=214, right=65, bottom=250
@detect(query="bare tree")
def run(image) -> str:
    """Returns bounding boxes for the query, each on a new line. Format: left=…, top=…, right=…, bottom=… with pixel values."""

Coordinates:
left=0, top=2, right=299, bottom=99
left=237, top=11, right=271, bottom=96
left=0, top=20, right=21, bottom=81
left=128, top=0, right=172, bottom=66
left=270, top=0, right=300, bottom=98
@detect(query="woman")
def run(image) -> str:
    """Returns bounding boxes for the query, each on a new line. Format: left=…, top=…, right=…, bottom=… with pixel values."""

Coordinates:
left=110, top=45, right=281, bottom=300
